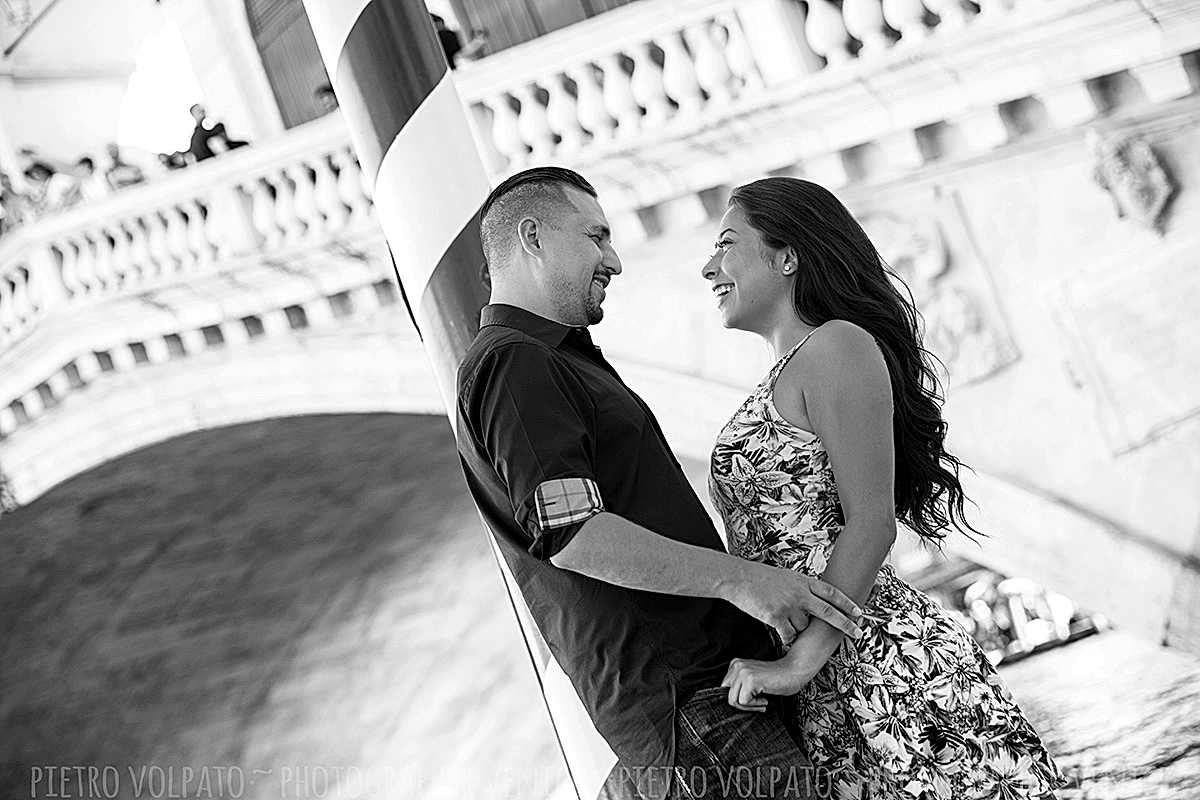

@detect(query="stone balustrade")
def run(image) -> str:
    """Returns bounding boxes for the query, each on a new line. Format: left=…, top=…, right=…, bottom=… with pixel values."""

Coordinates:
left=0, top=113, right=373, bottom=353
left=455, top=0, right=1107, bottom=177
left=454, top=0, right=775, bottom=174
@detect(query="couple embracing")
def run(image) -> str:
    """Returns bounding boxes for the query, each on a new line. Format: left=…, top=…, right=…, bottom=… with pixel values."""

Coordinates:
left=455, top=167, right=1064, bottom=800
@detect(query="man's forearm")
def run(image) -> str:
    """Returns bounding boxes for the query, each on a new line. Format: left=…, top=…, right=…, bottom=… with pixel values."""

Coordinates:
left=549, top=512, right=748, bottom=601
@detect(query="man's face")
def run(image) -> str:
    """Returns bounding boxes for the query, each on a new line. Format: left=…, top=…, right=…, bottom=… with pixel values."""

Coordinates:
left=536, top=189, right=622, bottom=326
left=190, top=105, right=206, bottom=123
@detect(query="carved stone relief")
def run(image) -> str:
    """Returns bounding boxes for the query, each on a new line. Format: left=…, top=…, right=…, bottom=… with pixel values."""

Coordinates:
left=858, top=192, right=1018, bottom=389
left=1085, top=129, right=1175, bottom=234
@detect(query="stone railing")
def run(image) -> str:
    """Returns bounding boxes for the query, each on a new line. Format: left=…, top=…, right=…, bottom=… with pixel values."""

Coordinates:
left=454, top=0, right=1200, bottom=221
left=454, top=0, right=778, bottom=174
left=0, top=113, right=374, bottom=352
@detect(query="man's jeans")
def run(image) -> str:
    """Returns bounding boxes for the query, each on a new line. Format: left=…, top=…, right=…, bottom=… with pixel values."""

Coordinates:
left=598, top=687, right=829, bottom=800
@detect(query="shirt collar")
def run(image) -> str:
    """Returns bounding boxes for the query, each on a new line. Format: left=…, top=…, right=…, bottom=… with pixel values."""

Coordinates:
left=480, top=303, right=593, bottom=350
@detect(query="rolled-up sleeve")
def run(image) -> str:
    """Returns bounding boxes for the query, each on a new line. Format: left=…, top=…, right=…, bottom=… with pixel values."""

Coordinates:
left=462, top=343, right=603, bottom=559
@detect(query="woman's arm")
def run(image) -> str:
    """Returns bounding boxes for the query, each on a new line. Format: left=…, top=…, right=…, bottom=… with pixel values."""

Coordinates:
left=723, top=320, right=897, bottom=708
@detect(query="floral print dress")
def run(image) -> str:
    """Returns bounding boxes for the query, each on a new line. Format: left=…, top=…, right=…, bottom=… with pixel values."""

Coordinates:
left=708, top=332, right=1065, bottom=800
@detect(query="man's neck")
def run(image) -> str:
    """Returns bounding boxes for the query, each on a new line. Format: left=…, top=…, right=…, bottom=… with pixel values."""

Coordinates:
left=489, top=290, right=573, bottom=327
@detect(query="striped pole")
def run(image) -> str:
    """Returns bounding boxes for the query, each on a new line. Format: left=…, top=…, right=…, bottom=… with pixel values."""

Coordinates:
left=301, top=2, right=616, bottom=797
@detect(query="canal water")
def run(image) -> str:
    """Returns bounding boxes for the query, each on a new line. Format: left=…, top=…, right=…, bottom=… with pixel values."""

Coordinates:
left=998, top=630, right=1200, bottom=799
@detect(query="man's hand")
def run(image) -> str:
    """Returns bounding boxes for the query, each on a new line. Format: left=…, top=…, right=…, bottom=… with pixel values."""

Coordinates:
left=721, top=656, right=816, bottom=711
left=720, top=559, right=862, bottom=645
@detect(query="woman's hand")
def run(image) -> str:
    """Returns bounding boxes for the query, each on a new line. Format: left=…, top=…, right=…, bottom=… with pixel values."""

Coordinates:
left=720, top=652, right=821, bottom=711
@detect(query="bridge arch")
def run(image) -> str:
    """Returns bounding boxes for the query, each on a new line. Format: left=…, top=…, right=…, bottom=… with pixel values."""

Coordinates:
left=0, top=305, right=445, bottom=507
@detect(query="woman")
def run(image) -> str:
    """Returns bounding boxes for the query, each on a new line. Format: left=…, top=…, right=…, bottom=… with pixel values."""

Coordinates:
left=702, top=178, right=1064, bottom=799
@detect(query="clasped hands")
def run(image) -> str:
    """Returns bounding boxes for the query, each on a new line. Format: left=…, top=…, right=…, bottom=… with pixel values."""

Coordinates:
left=720, top=561, right=862, bottom=711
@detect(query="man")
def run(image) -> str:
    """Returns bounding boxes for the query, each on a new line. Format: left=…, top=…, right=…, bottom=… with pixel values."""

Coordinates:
left=314, top=84, right=339, bottom=115
left=456, top=167, right=862, bottom=800
left=186, top=104, right=248, bottom=163
left=104, top=143, right=145, bottom=191
left=430, top=13, right=486, bottom=69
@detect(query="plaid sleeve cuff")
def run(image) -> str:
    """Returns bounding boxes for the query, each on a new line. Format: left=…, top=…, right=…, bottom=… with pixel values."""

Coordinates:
left=533, top=477, right=604, bottom=530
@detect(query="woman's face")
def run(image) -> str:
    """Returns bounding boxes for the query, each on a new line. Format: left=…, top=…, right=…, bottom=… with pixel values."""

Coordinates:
left=701, top=205, right=793, bottom=333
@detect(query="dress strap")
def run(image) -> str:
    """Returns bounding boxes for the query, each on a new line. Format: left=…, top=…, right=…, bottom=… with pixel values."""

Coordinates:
left=766, top=324, right=823, bottom=385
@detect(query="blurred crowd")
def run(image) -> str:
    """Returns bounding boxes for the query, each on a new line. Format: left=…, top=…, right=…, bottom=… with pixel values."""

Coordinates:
left=0, top=104, right=249, bottom=240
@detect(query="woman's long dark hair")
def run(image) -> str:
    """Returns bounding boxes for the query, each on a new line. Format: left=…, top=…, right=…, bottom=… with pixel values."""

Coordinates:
left=729, top=177, right=977, bottom=544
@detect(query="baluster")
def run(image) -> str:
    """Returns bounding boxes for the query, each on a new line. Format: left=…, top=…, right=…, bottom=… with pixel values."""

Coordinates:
left=272, top=169, right=305, bottom=244
left=466, top=103, right=506, bottom=173
left=144, top=210, right=175, bottom=280
left=685, top=19, right=735, bottom=107
left=923, top=0, right=973, bottom=31
left=599, top=53, right=641, bottom=138
left=84, top=229, right=112, bottom=290
left=106, top=224, right=134, bottom=288
left=26, top=243, right=66, bottom=313
left=58, top=237, right=84, bottom=299
left=127, top=218, right=153, bottom=283
left=0, top=274, right=14, bottom=337
left=89, top=228, right=117, bottom=290
left=287, top=162, right=321, bottom=240
left=715, top=11, right=763, bottom=95
left=629, top=42, right=672, bottom=128
left=333, top=150, right=371, bottom=228
left=658, top=30, right=703, bottom=117
left=843, top=0, right=892, bottom=55
left=182, top=199, right=214, bottom=269
left=74, top=233, right=99, bottom=294
left=247, top=176, right=282, bottom=251
left=484, top=93, right=528, bottom=170
left=312, top=153, right=348, bottom=233
left=163, top=204, right=193, bottom=272
left=570, top=63, right=615, bottom=145
left=883, top=0, right=931, bottom=43
left=806, top=0, right=853, bottom=67
left=543, top=73, right=586, bottom=156
left=515, top=83, right=556, bottom=161
left=10, top=268, right=32, bottom=326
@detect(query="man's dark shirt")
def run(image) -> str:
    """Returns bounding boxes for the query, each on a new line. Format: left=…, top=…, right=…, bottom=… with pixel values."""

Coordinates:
left=456, top=304, right=778, bottom=799
left=188, top=120, right=247, bottom=163
left=188, top=121, right=225, bottom=162
left=437, top=27, right=462, bottom=67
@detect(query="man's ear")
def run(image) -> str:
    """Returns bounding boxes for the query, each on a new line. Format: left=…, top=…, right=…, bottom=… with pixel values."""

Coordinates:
left=517, top=217, right=542, bottom=258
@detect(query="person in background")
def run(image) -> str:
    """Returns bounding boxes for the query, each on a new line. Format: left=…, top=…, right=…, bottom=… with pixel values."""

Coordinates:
left=104, top=143, right=145, bottom=190
left=20, top=162, right=53, bottom=215
left=315, top=84, right=339, bottom=114
left=0, top=171, right=34, bottom=236
left=40, top=160, right=82, bottom=212
left=17, top=146, right=59, bottom=181
left=75, top=157, right=110, bottom=203
left=430, top=13, right=486, bottom=68
left=157, top=151, right=190, bottom=171
left=186, top=103, right=249, bottom=163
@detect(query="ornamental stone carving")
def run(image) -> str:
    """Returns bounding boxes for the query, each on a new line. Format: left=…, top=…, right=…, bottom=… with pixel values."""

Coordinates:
left=1086, top=129, right=1175, bottom=235
left=860, top=208, right=1016, bottom=387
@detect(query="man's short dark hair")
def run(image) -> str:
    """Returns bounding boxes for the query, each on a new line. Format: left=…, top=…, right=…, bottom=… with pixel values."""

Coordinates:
left=479, top=167, right=597, bottom=269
